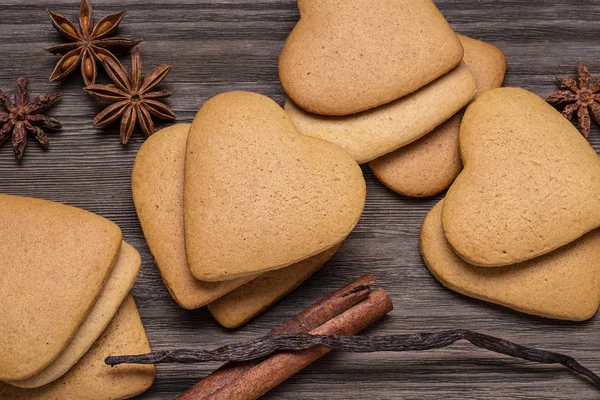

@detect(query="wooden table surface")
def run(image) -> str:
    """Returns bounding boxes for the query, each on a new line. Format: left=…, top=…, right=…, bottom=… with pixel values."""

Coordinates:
left=1, top=1, right=599, bottom=398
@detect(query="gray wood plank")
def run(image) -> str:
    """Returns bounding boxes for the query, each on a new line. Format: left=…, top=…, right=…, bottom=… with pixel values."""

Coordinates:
left=0, top=0, right=598, bottom=398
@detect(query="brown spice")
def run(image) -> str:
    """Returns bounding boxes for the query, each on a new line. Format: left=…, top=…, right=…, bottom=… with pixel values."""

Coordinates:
left=0, top=77, right=62, bottom=161
left=83, top=48, right=176, bottom=144
left=547, top=62, right=600, bottom=138
left=185, top=274, right=376, bottom=398
left=177, top=276, right=392, bottom=400
left=46, top=0, right=141, bottom=86
left=190, top=289, right=392, bottom=400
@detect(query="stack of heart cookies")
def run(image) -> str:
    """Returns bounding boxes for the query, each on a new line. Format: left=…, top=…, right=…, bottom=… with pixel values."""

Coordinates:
left=132, top=91, right=366, bottom=328
left=421, top=88, right=600, bottom=321
left=0, top=195, right=154, bottom=399
left=279, top=0, right=506, bottom=197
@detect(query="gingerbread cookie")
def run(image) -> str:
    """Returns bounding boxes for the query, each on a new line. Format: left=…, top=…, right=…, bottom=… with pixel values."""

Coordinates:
left=132, top=124, right=255, bottom=310
left=0, top=295, right=155, bottom=399
left=185, top=91, right=365, bottom=282
left=134, top=123, right=346, bottom=325
left=279, top=0, right=463, bottom=115
left=0, top=195, right=122, bottom=381
left=370, top=35, right=506, bottom=197
left=422, top=200, right=600, bottom=321
left=285, top=62, right=476, bottom=164
left=443, top=88, right=600, bottom=267
left=7, top=242, right=141, bottom=388
left=208, top=244, right=341, bottom=328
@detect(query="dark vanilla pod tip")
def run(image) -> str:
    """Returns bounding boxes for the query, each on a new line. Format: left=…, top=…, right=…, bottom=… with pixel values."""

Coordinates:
left=105, top=330, right=600, bottom=390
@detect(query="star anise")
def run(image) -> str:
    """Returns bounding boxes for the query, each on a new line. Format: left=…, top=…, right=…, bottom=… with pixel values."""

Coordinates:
left=84, top=49, right=176, bottom=144
left=547, top=63, right=600, bottom=138
left=46, top=0, right=142, bottom=86
left=0, top=77, right=63, bottom=161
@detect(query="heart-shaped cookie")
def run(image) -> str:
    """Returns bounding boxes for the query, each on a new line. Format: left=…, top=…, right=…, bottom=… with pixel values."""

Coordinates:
left=370, top=35, right=507, bottom=197
left=443, top=88, right=600, bottom=266
left=184, top=92, right=365, bottom=282
left=422, top=200, right=600, bottom=321
left=0, top=195, right=122, bottom=381
left=279, top=0, right=463, bottom=116
left=285, top=62, right=476, bottom=164
left=133, top=123, right=341, bottom=327
left=0, top=295, right=155, bottom=399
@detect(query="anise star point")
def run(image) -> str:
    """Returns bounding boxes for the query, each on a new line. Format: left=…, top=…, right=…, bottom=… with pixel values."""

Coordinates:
left=46, top=0, right=142, bottom=86
left=547, top=62, right=600, bottom=139
left=0, top=77, right=63, bottom=161
left=84, top=48, right=176, bottom=145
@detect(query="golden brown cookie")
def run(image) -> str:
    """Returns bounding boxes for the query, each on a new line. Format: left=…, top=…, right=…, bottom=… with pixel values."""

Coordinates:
left=0, top=295, right=155, bottom=400
left=0, top=195, right=122, bottom=381
left=208, top=244, right=341, bottom=328
left=7, top=242, right=141, bottom=388
left=370, top=35, right=506, bottom=197
left=279, top=0, right=463, bottom=115
left=443, top=88, right=600, bottom=267
left=422, top=200, right=600, bottom=321
left=134, top=124, right=344, bottom=323
left=185, top=91, right=366, bottom=282
left=285, top=62, right=476, bottom=164
left=132, top=124, right=256, bottom=310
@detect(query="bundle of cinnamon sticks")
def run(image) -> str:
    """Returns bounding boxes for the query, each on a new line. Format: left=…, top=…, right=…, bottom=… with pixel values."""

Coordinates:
left=177, top=274, right=392, bottom=400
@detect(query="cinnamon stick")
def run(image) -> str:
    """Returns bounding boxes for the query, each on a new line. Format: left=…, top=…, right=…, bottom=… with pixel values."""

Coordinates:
left=178, top=274, right=374, bottom=399
left=177, top=279, right=392, bottom=400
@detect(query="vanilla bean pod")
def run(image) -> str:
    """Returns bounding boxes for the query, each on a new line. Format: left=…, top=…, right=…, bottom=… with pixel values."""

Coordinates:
left=106, top=330, right=600, bottom=389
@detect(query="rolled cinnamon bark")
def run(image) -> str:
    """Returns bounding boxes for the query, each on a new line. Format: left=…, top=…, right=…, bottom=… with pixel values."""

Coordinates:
left=178, top=274, right=375, bottom=400
left=178, top=284, right=392, bottom=400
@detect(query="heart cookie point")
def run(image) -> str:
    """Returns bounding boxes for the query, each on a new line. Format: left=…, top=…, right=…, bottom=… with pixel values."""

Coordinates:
left=184, top=91, right=365, bottom=282
left=423, top=200, right=600, bottom=321
left=279, top=0, right=464, bottom=116
left=443, top=87, right=600, bottom=267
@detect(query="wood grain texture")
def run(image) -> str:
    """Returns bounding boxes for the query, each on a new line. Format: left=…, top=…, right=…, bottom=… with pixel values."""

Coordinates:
left=0, top=0, right=599, bottom=398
